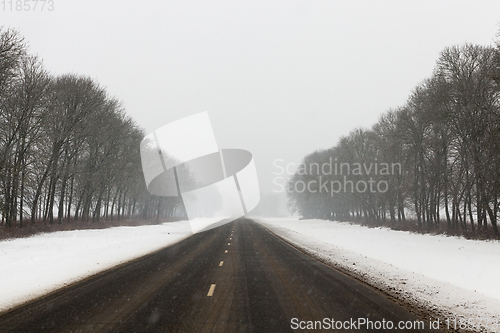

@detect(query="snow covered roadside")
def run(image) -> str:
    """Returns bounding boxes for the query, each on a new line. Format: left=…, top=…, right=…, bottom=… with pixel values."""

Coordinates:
left=0, top=220, right=198, bottom=313
left=255, top=217, right=500, bottom=333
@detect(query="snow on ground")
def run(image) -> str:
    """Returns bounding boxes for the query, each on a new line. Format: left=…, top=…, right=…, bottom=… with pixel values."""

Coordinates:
left=2, top=216, right=499, bottom=331
left=255, top=217, right=500, bottom=333
left=0, top=220, right=201, bottom=313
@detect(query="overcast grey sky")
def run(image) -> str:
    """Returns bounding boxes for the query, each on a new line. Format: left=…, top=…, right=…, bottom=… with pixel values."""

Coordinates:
left=1, top=0, right=499, bottom=196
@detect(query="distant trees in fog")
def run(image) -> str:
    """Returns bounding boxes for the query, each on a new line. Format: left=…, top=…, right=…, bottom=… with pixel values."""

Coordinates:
left=288, top=41, right=500, bottom=237
left=0, top=28, right=179, bottom=227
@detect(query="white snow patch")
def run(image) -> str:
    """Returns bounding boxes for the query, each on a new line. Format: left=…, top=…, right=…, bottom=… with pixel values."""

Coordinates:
left=0, top=219, right=208, bottom=312
left=255, top=217, right=500, bottom=333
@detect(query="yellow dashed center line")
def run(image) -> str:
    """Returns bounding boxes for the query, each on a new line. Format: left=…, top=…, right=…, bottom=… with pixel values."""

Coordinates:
left=207, top=284, right=216, bottom=296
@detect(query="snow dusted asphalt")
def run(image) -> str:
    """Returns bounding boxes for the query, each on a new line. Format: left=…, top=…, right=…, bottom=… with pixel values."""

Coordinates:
left=255, top=217, right=500, bottom=332
left=1, top=217, right=499, bottom=332
left=0, top=221, right=193, bottom=312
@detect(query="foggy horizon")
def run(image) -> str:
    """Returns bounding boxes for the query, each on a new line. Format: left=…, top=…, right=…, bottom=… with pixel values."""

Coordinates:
left=2, top=1, right=500, bottom=211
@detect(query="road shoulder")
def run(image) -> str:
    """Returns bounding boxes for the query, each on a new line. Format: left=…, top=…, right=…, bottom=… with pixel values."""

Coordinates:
left=255, top=218, right=500, bottom=333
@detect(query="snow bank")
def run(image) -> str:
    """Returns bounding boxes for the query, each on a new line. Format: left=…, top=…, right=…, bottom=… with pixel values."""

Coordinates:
left=0, top=220, right=197, bottom=312
left=255, top=217, right=500, bottom=333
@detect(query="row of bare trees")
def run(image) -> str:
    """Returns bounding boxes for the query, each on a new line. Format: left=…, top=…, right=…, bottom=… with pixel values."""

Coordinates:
left=288, top=41, right=500, bottom=237
left=0, top=28, right=181, bottom=227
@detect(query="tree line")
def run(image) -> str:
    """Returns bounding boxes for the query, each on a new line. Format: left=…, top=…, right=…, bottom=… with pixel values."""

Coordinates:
left=288, top=38, right=500, bottom=237
left=0, top=28, right=181, bottom=227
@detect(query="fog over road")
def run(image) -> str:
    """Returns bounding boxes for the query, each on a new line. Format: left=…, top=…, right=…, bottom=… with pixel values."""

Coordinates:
left=0, top=219, right=441, bottom=332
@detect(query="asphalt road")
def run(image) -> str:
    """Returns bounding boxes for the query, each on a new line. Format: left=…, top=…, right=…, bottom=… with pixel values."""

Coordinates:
left=0, top=219, right=442, bottom=332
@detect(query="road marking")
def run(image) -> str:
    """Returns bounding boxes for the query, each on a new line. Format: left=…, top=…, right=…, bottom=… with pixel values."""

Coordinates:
left=207, top=284, right=216, bottom=296
left=219, top=261, right=224, bottom=266
left=225, top=250, right=228, bottom=253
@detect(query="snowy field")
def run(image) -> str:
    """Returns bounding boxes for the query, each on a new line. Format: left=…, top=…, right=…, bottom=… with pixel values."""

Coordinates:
left=2, top=216, right=499, bottom=331
left=255, top=217, right=500, bottom=333
left=0, top=220, right=196, bottom=312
